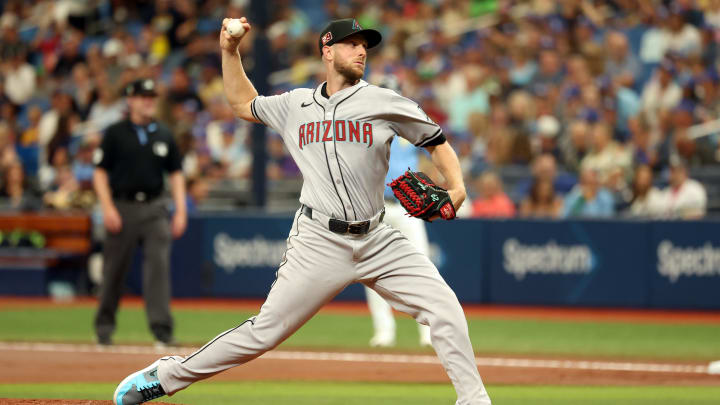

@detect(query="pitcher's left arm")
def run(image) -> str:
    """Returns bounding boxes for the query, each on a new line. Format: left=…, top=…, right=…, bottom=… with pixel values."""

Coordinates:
left=425, top=142, right=466, bottom=211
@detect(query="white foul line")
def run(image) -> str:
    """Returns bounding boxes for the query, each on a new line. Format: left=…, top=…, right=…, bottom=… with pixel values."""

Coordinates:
left=0, top=342, right=709, bottom=375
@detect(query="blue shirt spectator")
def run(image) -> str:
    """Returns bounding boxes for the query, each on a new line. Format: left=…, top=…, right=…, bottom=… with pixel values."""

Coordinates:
left=562, top=168, right=615, bottom=218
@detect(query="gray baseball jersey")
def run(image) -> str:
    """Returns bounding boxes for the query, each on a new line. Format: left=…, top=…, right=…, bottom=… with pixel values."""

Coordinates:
left=251, top=79, right=443, bottom=221
left=155, top=80, right=491, bottom=405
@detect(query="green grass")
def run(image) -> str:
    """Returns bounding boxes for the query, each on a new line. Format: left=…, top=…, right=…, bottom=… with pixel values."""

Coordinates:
left=0, top=307, right=720, bottom=361
left=1, top=382, right=720, bottom=405
left=1, top=306, right=719, bottom=360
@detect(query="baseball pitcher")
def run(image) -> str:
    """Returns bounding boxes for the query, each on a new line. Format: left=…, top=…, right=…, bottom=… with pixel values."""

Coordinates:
left=113, top=17, right=491, bottom=405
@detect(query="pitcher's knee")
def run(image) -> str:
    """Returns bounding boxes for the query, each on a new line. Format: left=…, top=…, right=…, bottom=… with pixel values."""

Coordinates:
left=426, top=300, right=469, bottom=334
left=244, top=323, right=290, bottom=352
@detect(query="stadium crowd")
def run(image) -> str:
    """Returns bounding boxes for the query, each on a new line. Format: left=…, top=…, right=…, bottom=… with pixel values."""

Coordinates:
left=0, top=0, right=719, bottom=220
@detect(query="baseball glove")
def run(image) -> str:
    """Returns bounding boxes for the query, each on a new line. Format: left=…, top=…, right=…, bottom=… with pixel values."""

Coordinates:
left=388, top=169, right=456, bottom=221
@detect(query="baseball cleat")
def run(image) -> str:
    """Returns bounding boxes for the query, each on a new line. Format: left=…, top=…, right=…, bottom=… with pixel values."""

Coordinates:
left=153, top=338, right=178, bottom=350
left=369, top=333, right=396, bottom=348
left=113, top=359, right=166, bottom=405
left=96, top=334, right=112, bottom=346
left=419, top=325, right=432, bottom=347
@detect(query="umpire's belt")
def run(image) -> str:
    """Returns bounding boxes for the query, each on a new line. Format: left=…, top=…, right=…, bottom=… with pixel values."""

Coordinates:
left=113, top=190, right=161, bottom=203
left=301, top=205, right=384, bottom=235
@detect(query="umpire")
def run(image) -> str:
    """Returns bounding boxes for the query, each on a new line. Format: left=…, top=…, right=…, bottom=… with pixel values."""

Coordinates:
left=93, top=78, right=187, bottom=346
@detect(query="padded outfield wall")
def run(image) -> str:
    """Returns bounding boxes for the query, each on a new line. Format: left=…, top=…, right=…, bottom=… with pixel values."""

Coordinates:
left=122, top=214, right=720, bottom=309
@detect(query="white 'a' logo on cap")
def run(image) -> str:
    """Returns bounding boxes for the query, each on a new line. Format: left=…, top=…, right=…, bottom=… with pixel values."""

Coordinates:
left=322, top=31, right=332, bottom=45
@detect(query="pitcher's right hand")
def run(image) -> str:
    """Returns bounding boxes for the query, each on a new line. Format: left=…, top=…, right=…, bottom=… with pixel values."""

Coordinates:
left=220, top=17, right=251, bottom=53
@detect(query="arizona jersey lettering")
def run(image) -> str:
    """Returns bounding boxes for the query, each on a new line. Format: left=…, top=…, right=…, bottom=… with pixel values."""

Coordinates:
left=251, top=80, right=442, bottom=221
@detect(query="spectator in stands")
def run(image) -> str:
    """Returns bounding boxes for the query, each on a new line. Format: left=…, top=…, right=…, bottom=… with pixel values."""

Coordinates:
left=562, top=167, right=615, bottom=218
left=641, top=60, right=683, bottom=133
left=604, top=31, right=640, bottom=90
left=598, top=75, right=641, bottom=141
left=43, top=163, right=81, bottom=210
left=1, top=51, right=36, bottom=106
left=627, top=165, right=665, bottom=217
left=0, top=102, right=20, bottom=138
left=166, top=67, right=204, bottom=115
left=68, top=62, right=97, bottom=120
left=662, top=156, right=707, bottom=219
left=520, top=154, right=576, bottom=197
left=185, top=176, right=209, bottom=213
left=205, top=99, right=252, bottom=178
left=470, top=171, right=516, bottom=218
left=695, top=69, right=720, bottom=124
left=52, top=29, right=85, bottom=78
left=692, top=70, right=720, bottom=164
left=519, top=178, right=563, bottom=218
left=560, top=119, right=591, bottom=172
left=38, top=91, right=76, bottom=168
left=509, top=46, right=537, bottom=88
left=267, top=134, right=299, bottom=180
left=705, top=0, right=720, bottom=28
left=449, top=65, right=489, bottom=135
left=628, top=116, right=659, bottom=168
left=480, top=105, right=515, bottom=167
left=533, top=115, right=561, bottom=161
left=506, top=90, right=534, bottom=164
left=580, top=123, right=632, bottom=191
left=87, top=79, right=125, bottom=132
left=665, top=6, right=703, bottom=57
left=19, top=105, right=42, bottom=147
left=72, top=134, right=99, bottom=190
left=670, top=99, right=701, bottom=162
left=0, top=160, right=40, bottom=211
left=532, top=49, right=564, bottom=89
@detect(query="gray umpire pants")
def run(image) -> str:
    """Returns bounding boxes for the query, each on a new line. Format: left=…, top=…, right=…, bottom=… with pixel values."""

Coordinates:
left=94, top=198, right=173, bottom=342
left=157, top=207, right=491, bottom=404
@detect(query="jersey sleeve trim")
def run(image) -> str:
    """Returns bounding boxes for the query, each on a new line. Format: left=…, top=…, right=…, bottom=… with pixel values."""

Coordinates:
left=250, top=97, right=267, bottom=126
left=416, top=127, right=444, bottom=147
left=420, top=132, right=447, bottom=147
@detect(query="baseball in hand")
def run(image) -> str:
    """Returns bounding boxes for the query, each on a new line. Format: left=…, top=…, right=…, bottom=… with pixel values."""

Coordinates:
left=227, top=19, right=246, bottom=37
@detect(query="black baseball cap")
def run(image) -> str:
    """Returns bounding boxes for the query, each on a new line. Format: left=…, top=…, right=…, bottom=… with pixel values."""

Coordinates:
left=318, top=18, right=382, bottom=54
left=124, top=78, right=158, bottom=97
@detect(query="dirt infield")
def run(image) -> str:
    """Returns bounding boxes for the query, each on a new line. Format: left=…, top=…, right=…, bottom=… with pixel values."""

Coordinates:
left=1, top=343, right=717, bottom=388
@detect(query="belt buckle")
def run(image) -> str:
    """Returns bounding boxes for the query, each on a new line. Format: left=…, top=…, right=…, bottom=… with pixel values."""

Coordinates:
left=347, top=221, right=369, bottom=235
left=135, top=192, right=146, bottom=202
left=328, top=219, right=348, bottom=234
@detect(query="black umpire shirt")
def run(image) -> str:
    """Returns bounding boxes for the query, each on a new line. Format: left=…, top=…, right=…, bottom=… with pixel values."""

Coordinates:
left=94, top=119, right=182, bottom=200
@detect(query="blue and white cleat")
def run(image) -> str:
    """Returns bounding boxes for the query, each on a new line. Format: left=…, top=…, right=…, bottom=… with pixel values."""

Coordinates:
left=113, top=359, right=167, bottom=405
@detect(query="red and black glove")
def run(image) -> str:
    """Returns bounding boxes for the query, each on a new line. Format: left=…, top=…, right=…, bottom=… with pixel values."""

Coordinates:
left=388, top=170, right=456, bottom=221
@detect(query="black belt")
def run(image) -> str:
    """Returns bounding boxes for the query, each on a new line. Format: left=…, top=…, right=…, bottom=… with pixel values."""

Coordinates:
left=113, top=190, right=161, bottom=202
left=301, top=205, right=382, bottom=235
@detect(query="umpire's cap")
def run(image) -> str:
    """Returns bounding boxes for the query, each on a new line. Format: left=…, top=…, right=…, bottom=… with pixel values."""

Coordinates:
left=124, top=78, right=158, bottom=97
left=318, top=18, right=382, bottom=55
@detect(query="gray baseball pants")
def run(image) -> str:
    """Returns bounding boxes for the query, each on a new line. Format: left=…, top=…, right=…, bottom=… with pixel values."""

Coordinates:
left=94, top=199, right=173, bottom=343
left=157, top=207, right=491, bottom=404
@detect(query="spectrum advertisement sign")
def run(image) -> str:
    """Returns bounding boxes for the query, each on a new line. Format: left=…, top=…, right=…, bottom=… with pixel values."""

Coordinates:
left=649, top=221, right=720, bottom=309
left=486, top=220, right=650, bottom=307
